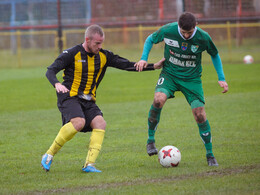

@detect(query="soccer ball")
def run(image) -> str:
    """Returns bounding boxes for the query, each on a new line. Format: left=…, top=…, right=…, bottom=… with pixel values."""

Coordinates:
left=158, top=145, right=181, bottom=167
left=243, top=55, right=253, bottom=64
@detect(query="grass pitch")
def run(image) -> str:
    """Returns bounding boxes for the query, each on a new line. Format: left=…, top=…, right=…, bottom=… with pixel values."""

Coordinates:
left=0, top=49, right=259, bottom=194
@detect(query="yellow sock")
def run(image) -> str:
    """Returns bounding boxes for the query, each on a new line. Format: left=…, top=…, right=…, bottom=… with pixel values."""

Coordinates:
left=47, top=122, right=78, bottom=156
left=84, top=129, right=105, bottom=167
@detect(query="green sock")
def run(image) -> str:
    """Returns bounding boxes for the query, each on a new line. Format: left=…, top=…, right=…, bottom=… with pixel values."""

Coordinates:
left=198, top=120, right=213, bottom=157
left=147, top=105, right=162, bottom=144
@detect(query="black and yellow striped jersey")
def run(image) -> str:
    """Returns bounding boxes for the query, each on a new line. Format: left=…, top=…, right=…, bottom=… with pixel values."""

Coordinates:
left=46, top=44, right=154, bottom=101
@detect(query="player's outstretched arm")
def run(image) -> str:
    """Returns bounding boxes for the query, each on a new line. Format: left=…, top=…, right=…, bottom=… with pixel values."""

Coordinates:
left=218, top=81, right=228, bottom=93
left=134, top=34, right=154, bottom=72
left=134, top=57, right=164, bottom=71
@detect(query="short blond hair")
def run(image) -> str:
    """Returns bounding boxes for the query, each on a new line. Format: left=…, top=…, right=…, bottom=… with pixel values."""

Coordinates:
left=85, top=24, right=104, bottom=39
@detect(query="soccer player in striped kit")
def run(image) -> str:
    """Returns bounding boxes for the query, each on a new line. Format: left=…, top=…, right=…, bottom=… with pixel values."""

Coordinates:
left=41, top=24, right=164, bottom=172
left=135, top=12, right=228, bottom=166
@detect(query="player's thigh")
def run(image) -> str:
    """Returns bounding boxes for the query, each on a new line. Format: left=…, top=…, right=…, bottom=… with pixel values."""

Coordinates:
left=70, top=117, right=86, bottom=131
left=155, top=72, right=178, bottom=99
left=179, top=77, right=205, bottom=105
left=80, top=100, right=104, bottom=132
left=57, top=93, right=85, bottom=125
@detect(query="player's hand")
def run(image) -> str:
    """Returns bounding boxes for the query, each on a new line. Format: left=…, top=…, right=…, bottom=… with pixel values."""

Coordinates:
left=218, top=81, right=228, bottom=93
left=55, top=83, right=69, bottom=93
left=154, top=58, right=165, bottom=69
left=134, top=60, right=148, bottom=72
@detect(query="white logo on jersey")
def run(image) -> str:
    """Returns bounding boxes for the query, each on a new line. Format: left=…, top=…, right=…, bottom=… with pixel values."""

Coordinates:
left=63, top=50, right=68, bottom=53
left=78, top=60, right=86, bottom=62
left=164, top=38, right=179, bottom=48
left=191, top=45, right=199, bottom=53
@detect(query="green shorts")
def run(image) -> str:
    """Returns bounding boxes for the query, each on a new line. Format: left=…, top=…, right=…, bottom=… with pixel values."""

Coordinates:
left=155, top=72, right=205, bottom=106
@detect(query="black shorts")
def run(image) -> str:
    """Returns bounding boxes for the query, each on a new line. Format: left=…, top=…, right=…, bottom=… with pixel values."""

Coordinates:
left=57, top=92, right=103, bottom=132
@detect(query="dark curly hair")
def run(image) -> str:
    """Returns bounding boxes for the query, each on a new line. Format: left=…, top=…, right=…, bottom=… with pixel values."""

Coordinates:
left=178, top=12, right=197, bottom=31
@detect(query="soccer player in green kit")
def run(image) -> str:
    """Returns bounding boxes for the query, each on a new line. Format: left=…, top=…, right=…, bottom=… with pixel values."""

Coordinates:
left=135, top=12, right=228, bottom=166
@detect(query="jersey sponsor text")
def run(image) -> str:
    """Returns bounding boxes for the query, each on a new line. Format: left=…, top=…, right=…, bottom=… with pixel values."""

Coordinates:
left=169, top=56, right=196, bottom=67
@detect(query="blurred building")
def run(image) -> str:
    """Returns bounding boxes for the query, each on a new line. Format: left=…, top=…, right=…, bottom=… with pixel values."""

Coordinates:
left=0, top=0, right=259, bottom=29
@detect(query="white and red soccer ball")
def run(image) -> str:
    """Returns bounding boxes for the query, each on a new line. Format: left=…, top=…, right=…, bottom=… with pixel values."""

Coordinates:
left=158, top=145, right=181, bottom=167
left=243, top=55, right=253, bottom=64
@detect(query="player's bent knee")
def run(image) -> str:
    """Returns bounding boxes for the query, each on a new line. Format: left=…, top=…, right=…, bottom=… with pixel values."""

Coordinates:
left=91, top=115, right=106, bottom=130
left=195, top=113, right=206, bottom=123
left=71, top=117, right=86, bottom=131
left=192, top=108, right=206, bottom=123
left=99, top=120, right=106, bottom=130
left=153, top=93, right=167, bottom=108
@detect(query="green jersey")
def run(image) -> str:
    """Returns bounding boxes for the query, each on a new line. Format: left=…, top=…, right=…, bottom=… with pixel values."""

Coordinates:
left=151, top=22, right=218, bottom=79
